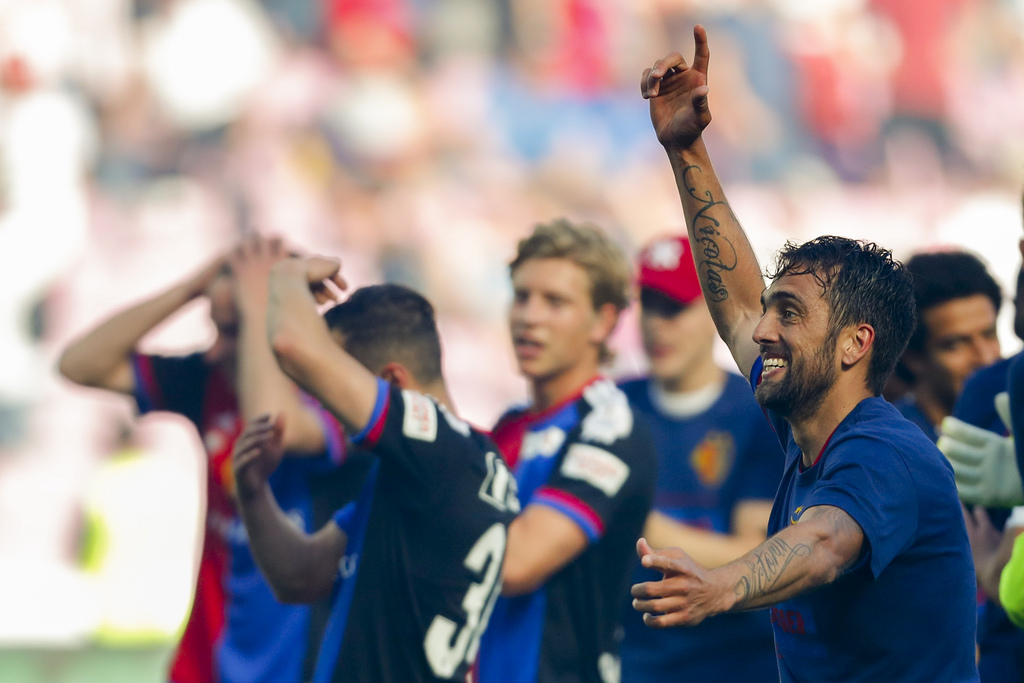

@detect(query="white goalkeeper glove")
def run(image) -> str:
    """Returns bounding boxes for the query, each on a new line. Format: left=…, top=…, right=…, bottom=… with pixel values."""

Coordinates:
left=938, top=392, right=1024, bottom=508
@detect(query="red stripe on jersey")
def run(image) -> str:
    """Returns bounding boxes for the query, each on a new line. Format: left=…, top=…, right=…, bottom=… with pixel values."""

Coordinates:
left=534, top=486, right=605, bottom=537
left=492, top=376, right=602, bottom=469
left=361, top=390, right=391, bottom=450
left=168, top=532, right=227, bottom=683
left=134, top=354, right=165, bottom=410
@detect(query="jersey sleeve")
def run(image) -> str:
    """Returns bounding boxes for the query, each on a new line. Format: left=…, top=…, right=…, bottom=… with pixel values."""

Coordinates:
left=349, top=378, right=473, bottom=507
left=131, top=353, right=208, bottom=421
left=299, top=392, right=347, bottom=469
left=532, top=395, right=655, bottom=543
left=331, top=501, right=358, bottom=535
left=800, top=436, right=919, bottom=579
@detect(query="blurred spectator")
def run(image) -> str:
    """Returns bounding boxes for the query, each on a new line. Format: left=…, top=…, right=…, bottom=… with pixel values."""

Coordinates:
left=893, top=250, right=1002, bottom=441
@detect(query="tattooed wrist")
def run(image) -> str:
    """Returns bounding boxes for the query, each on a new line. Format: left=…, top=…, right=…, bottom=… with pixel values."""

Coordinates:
left=732, top=536, right=812, bottom=609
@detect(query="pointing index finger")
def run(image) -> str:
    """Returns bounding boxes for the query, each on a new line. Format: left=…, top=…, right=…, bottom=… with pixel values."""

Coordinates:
left=692, top=24, right=710, bottom=76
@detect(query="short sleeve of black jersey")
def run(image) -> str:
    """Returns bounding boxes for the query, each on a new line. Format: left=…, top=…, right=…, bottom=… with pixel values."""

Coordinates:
left=131, top=352, right=208, bottom=426
left=532, top=382, right=656, bottom=542
left=352, top=379, right=483, bottom=510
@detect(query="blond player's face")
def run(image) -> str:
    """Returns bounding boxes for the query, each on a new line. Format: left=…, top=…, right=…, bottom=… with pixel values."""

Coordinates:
left=508, top=258, right=605, bottom=383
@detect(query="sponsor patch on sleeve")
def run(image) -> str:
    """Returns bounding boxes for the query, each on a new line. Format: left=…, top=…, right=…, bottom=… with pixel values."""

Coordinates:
left=402, top=390, right=438, bottom=442
left=560, top=443, right=630, bottom=497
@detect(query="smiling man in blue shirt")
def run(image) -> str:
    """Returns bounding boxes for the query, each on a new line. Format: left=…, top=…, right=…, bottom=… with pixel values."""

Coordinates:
left=631, top=26, right=979, bottom=682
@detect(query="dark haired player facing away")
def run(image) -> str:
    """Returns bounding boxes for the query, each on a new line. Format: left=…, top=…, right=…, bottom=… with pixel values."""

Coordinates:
left=632, top=26, right=978, bottom=682
left=233, top=254, right=517, bottom=683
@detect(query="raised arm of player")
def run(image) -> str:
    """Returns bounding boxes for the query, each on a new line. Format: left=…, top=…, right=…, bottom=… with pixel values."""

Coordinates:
left=232, top=236, right=336, bottom=455
left=632, top=504, right=864, bottom=626
left=58, top=254, right=227, bottom=394
left=266, top=256, right=379, bottom=435
left=642, top=25, right=765, bottom=375
left=234, top=414, right=346, bottom=602
left=642, top=500, right=774, bottom=569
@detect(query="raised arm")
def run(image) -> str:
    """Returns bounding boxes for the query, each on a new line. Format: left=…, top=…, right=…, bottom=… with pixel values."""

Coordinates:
left=266, top=256, right=377, bottom=435
left=231, top=236, right=336, bottom=455
left=233, top=414, right=346, bottom=602
left=642, top=26, right=766, bottom=375
left=632, top=504, right=863, bottom=627
left=59, top=255, right=227, bottom=394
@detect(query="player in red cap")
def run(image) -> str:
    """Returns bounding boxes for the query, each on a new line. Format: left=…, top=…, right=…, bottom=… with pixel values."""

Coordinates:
left=617, top=235, right=783, bottom=682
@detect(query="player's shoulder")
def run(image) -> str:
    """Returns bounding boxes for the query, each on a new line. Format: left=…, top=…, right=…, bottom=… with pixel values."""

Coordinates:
left=960, top=356, right=1013, bottom=403
left=832, top=397, right=947, bottom=470
left=576, top=379, right=654, bottom=461
left=616, top=375, right=650, bottom=399
left=390, top=386, right=479, bottom=445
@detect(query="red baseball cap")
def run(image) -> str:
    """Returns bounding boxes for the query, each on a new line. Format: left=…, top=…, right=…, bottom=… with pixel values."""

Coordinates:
left=637, top=235, right=702, bottom=305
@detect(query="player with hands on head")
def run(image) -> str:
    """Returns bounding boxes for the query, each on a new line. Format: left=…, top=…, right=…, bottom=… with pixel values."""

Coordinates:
left=236, top=254, right=517, bottom=683
left=634, top=25, right=978, bottom=682
left=59, top=233, right=346, bottom=683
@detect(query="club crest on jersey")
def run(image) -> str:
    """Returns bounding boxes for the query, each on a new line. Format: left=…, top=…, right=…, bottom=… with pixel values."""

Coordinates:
left=402, top=390, right=438, bottom=442
left=689, top=431, right=734, bottom=487
left=561, top=443, right=630, bottom=497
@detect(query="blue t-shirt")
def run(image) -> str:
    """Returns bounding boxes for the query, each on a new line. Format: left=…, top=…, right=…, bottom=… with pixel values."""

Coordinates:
left=751, top=357, right=979, bottom=682
left=953, top=351, right=1024, bottom=683
left=1009, top=354, right=1024, bottom=480
left=892, top=395, right=937, bottom=442
left=618, top=375, right=782, bottom=682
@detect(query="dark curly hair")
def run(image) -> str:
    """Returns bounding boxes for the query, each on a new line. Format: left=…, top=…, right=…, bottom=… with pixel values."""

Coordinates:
left=767, top=236, right=917, bottom=395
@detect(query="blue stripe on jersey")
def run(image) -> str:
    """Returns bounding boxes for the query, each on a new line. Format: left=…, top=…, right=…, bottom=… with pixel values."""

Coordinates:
left=352, top=378, right=389, bottom=445
left=130, top=354, right=157, bottom=414
left=748, top=355, right=763, bottom=392
left=478, top=586, right=547, bottom=683
left=313, top=461, right=380, bottom=683
left=514, top=402, right=582, bottom=503
left=532, top=492, right=600, bottom=542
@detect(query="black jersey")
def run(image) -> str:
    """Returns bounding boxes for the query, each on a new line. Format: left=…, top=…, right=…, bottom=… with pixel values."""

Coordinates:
left=313, top=378, right=518, bottom=683
left=479, top=378, right=657, bottom=683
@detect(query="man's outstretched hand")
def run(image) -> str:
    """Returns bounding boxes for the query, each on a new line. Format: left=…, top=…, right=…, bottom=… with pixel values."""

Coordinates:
left=630, top=537, right=734, bottom=628
left=641, top=25, right=712, bottom=152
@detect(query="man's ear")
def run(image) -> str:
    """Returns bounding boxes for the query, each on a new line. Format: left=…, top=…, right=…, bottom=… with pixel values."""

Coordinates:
left=589, top=303, right=621, bottom=346
left=380, top=362, right=414, bottom=389
left=840, top=323, right=875, bottom=368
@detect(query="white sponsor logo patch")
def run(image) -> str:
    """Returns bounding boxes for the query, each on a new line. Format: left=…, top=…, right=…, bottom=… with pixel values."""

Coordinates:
left=581, top=381, right=633, bottom=445
left=519, top=426, right=566, bottom=462
left=402, top=390, right=438, bottom=442
left=561, top=443, right=630, bottom=497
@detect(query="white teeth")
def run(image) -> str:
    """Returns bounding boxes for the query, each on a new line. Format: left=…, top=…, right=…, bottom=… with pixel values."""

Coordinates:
left=764, top=358, right=788, bottom=370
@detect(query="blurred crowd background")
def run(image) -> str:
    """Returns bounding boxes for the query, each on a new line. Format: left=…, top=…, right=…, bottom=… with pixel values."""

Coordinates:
left=3, top=0, right=1024, bottom=676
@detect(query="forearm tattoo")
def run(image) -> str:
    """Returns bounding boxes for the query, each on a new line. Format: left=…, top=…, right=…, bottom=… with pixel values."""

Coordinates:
left=682, top=164, right=739, bottom=303
left=732, top=536, right=812, bottom=609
